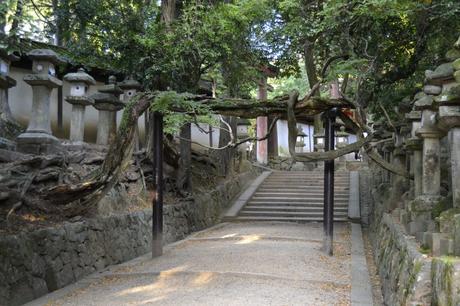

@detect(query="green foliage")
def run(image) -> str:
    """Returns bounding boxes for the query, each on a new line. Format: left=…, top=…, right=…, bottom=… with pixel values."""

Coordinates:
left=3, top=0, right=460, bottom=124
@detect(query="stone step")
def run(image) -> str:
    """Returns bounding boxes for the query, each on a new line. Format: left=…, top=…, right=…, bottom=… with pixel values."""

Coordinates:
left=251, top=196, right=349, bottom=202
left=249, top=198, right=348, bottom=205
left=241, top=206, right=348, bottom=212
left=233, top=216, right=349, bottom=222
left=239, top=211, right=348, bottom=218
left=246, top=202, right=348, bottom=208
left=254, top=189, right=348, bottom=197
left=261, top=184, right=349, bottom=188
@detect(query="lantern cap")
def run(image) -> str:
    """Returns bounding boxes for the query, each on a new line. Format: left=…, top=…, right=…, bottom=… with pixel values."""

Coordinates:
left=27, top=49, right=65, bottom=65
left=63, top=68, right=96, bottom=85
left=119, top=76, right=142, bottom=90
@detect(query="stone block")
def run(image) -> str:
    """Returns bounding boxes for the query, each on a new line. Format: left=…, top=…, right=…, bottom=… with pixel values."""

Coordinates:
left=409, top=221, right=427, bottom=235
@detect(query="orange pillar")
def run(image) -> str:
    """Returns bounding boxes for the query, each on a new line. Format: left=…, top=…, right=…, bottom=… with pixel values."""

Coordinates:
left=256, top=76, right=268, bottom=164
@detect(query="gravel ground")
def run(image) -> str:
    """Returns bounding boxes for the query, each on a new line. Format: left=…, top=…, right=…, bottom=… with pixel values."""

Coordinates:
left=27, top=222, right=352, bottom=306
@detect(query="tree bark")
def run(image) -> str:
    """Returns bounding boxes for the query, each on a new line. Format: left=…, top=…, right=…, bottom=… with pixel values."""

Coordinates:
left=303, top=39, right=322, bottom=137
left=10, top=0, right=23, bottom=34
left=176, top=123, right=191, bottom=192
left=217, top=116, right=237, bottom=176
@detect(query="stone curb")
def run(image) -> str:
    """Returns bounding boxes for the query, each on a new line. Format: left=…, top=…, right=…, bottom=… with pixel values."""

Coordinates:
left=351, top=223, right=374, bottom=306
left=222, top=171, right=272, bottom=220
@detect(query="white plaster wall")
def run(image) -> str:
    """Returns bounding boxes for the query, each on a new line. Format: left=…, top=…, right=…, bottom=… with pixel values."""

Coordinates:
left=276, top=120, right=314, bottom=156
left=190, top=123, right=220, bottom=147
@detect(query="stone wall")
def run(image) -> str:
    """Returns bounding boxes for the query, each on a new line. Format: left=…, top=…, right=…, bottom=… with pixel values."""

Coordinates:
left=358, top=169, right=371, bottom=226
left=371, top=213, right=432, bottom=305
left=0, top=170, right=256, bottom=306
left=370, top=177, right=460, bottom=306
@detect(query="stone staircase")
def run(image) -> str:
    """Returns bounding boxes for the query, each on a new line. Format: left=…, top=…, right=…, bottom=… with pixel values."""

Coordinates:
left=235, top=170, right=350, bottom=222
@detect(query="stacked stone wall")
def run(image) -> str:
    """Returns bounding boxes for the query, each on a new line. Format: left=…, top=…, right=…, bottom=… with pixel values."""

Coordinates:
left=370, top=177, right=460, bottom=305
left=0, top=170, right=256, bottom=306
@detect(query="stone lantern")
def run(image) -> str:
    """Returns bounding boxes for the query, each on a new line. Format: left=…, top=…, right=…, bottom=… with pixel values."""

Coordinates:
left=313, top=132, right=325, bottom=152
left=435, top=67, right=460, bottom=208
left=414, top=94, right=445, bottom=200
left=237, top=118, right=251, bottom=158
left=237, top=118, right=251, bottom=139
left=63, top=68, right=96, bottom=143
left=17, top=49, right=65, bottom=154
left=0, top=50, right=19, bottom=149
left=91, top=76, right=124, bottom=145
left=295, top=127, right=307, bottom=153
left=404, top=110, right=423, bottom=197
left=119, top=76, right=142, bottom=149
left=119, top=76, right=142, bottom=102
left=335, top=126, right=349, bottom=161
left=336, top=126, right=349, bottom=147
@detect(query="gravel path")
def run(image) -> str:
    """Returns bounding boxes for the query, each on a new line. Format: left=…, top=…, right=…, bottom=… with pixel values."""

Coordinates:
left=27, top=222, right=352, bottom=306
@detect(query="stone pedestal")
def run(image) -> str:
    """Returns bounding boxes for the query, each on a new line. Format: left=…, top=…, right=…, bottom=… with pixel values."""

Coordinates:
left=0, top=50, right=19, bottom=149
left=405, top=110, right=423, bottom=197
left=414, top=95, right=444, bottom=200
left=436, top=81, right=460, bottom=207
left=91, top=76, right=124, bottom=145
left=63, top=68, right=96, bottom=143
left=16, top=49, right=64, bottom=154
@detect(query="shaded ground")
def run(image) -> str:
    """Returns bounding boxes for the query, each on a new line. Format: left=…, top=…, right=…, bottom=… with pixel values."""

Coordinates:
left=27, top=221, right=352, bottom=306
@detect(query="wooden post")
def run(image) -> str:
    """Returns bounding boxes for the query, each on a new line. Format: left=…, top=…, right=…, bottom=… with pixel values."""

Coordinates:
left=152, top=112, right=164, bottom=258
left=323, top=109, right=337, bottom=256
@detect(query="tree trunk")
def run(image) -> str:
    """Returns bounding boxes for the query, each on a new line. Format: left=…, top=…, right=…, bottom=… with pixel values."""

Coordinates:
left=176, top=123, right=191, bottom=192
left=161, top=0, right=176, bottom=28
left=217, top=116, right=237, bottom=176
left=0, top=0, right=7, bottom=34
left=303, top=39, right=323, bottom=140
left=10, top=0, right=23, bottom=34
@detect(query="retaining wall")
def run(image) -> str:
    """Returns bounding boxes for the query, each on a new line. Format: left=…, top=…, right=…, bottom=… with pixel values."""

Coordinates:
left=0, top=170, right=256, bottom=306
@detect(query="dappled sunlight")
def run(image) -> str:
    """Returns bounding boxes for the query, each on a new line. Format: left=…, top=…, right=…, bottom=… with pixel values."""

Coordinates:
left=221, top=233, right=237, bottom=238
left=235, top=234, right=261, bottom=245
left=136, top=295, right=167, bottom=305
left=116, top=265, right=189, bottom=297
left=191, top=271, right=215, bottom=286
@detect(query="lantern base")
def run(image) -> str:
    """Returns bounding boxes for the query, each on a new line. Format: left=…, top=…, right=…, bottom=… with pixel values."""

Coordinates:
left=17, top=132, right=62, bottom=155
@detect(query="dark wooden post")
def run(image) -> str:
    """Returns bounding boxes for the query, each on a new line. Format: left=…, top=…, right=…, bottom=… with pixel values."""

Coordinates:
left=323, top=109, right=337, bottom=256
left=152, top=111, right=164, bottom=258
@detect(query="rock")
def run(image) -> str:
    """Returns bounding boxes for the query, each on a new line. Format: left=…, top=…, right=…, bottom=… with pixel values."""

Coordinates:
left=453, top=58, right=460, bottom=71
left=455, top=70, right=460, bottom=83
left=425, top=63, right=454, bottom=85
left=423, top=85, right=442, bottom=95
left=446, top=49, right=460, bottom=62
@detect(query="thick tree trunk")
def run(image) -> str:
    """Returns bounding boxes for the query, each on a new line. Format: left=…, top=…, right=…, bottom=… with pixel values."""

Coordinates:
left=217, top=116, right=237, bottom=176
left=10, top=0, right=23, bottom=34
left=161, top=0, right=176, bottom=27
left=267, top=115, right=278, bottom=158
left=303, top=39, right=323, bottom=140
left=177, top=123, right=191, bottom=192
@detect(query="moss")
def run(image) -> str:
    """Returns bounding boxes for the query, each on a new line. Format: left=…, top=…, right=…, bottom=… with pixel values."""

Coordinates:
left=404, top=260, right=424, bottom=303
left=433, top=198, right=453, bottom=219
left=419, top=245, right=430, bottom=254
